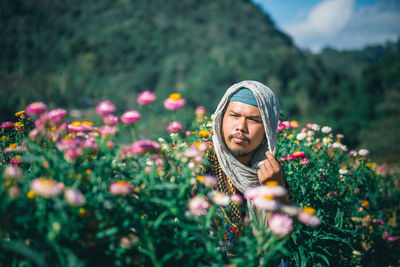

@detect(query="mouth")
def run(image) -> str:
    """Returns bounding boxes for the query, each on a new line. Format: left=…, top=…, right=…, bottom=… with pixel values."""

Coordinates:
left=229, top=133, right=249, bottom=144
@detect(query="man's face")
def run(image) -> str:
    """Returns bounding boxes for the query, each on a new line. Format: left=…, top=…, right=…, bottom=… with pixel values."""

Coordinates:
left=222, top=101, right=265, bottom=158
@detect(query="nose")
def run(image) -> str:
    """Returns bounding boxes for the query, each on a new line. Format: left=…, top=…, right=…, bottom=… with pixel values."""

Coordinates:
left=235, top=117, right=248, bottom=133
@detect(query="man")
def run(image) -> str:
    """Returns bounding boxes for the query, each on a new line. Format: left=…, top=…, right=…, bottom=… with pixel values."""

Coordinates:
left=206, top=80, right=284, bottom=243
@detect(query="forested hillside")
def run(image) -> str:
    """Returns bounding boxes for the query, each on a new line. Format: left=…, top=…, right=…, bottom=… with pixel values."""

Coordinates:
left=1, top=0, right=399, bottom=161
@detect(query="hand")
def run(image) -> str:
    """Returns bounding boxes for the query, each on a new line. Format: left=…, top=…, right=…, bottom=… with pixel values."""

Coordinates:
left=257, top=152, right=284, bottom=186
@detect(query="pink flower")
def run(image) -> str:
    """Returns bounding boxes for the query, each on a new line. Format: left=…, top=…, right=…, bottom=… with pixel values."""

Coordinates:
left=231, top=194, right=243, bottom=205
left=98, top=125, right=117, bottom=138
left=137, top=90, right=157, bottom=105
left=0, top=121, right=15, bottom=130
left=26, top=102, right=47, bottom=115
left=47, top=109, right=67, bottom=124
left=301, top=158, right=310, bottom=165
left=64, top=148, right=81, bottom=162
left=203, top=175, right=217, bottom=187
left=8, top=185, right=20, bottom=198
left=189, top=196, right=209, bottom=216
left=166, top=121, right=184, bottom=132
left=280, top=121, right=290, bottom=129
left=198, top=142, right=209, bottom=153
left=298, top=207, right=321, bottom=227
left=102, top=114, right=118, bottom=126
left=64, top=188, right=86, bottom=206
left=110, top=181, right=133, bottom=196
left=10, top=157, right=22, bottom=165
left=30, top=178, right=64, bottom=198
left=268, top=213, right=294, bottom=235
left=163, top=94, right=186, bottom=111
left=121, top=110, right=141, bottom=124
left=244, top=185, right=287, bottom=200
left=195, top=106, right=206, bottom=116
left=4, top=165, right=23, bottom=179
left=95, top=101, right=116, bottom=116
left=131, top=140, right=161, bottom=155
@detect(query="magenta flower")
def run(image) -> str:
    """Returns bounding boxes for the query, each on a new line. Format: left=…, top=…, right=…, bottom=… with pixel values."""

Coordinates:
left=383, top=231, right=399, bottom=242
left=0, top=121, right=15, bottom=130
left=95, top=100, right=116, bottom=116
left=188, top=196, right=209, bottom=216
left=30, top=178, right=64, bottom=198
left=163, top=95, right=186, bottom=111
left=102, top=114, right=119, bottom=126
left=47, top=109, right=67, bottom=124
left=166, top=121, right=184, bottom=132
left=121, top=110, right=141, bottom=124
left=137, top=90, right=157, bottom=105
left=131, top=140, right=161, bottom=155
left=110, top=181, right=133, bottom=196
left=26, top=102, right=47, bottom=115
left=268, top=213, right=294, bottom=235
left=64, top=188, right=86, bottom=206
left=195, top=106, right=206, bottom=116
left=287, top=151, right=305, bottom=160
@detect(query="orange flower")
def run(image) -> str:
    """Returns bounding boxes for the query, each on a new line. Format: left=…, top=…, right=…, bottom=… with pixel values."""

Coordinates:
left=198, top=130, right=208, bottom=138
left=361, top=200, right=370, bottom=207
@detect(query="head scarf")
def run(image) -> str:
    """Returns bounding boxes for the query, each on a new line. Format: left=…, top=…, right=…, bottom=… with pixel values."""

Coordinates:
left=229, top=88, right=259, bottom=107
left=212, top=80, right=280, bottom=193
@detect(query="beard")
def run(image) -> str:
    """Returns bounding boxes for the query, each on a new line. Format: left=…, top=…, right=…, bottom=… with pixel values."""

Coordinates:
left=224, top=133, right=253, bottom=157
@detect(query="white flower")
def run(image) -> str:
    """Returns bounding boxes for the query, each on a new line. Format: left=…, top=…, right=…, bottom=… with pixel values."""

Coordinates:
left=296, top=133, right=307, bottom=140
left=358, top=149, right=369, bottom=156
left=323, top=137, right=332, bottom=145
left=339, top=168, right=348, bottom=175
left=30, top=178, right=64, bottom=198
left=321, top=126, right=332, bottom=133
left=311, top=124, right=320, bottom=131
left=208, top=191, right=230, bottom=206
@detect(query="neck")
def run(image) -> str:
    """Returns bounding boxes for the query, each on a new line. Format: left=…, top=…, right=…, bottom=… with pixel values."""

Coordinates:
left=236, top=154, right=252, bottom=166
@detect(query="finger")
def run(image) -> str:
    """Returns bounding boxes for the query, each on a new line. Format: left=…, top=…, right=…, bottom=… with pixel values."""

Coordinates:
left=266, top=152, right=280, bottom=171
left=263, top=159, right=275, bottom=176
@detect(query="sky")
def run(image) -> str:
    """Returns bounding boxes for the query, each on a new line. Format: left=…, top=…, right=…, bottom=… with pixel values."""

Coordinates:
left=252, top=0, right=400, bottom=52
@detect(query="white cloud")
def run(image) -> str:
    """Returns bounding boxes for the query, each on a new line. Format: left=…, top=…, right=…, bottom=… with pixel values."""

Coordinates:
left=282, top=0, right=400, bottom=52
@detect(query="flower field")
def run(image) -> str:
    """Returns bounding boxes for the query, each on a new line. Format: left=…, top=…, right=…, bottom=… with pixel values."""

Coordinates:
left=1, top=93, right=399, bottom=266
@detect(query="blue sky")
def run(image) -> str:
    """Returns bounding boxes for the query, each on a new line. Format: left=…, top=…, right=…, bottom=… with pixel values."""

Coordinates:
left=252, top=0, right=400, bottom=52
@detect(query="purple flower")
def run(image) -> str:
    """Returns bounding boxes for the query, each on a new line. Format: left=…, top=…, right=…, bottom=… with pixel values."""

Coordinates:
left=383, top=231, right=399, bottom=242
left=0, top=121, right=15, bottom=130
left=268, top=213, right=294, bottom=235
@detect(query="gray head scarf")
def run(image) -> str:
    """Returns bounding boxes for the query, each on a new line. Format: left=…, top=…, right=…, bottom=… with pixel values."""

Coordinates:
left=212, top=80, right=280, bottom=194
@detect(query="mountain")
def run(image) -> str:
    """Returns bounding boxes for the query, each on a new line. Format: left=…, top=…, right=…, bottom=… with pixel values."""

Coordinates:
left=1, top=0, right=399, bottom=161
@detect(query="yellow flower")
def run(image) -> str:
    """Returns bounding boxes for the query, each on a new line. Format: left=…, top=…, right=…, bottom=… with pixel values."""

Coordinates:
left=85, top=169, right=92, bottom=175
left=76, top=173, right=83, bottom=179
left=196, top=176, right=205, bottom=181
left=290, top=120, right=299, bottom=127
left=198, top=130, right=208, bottom=137
left=5, top=180, right=11, bottom=187
left=67, top=174, right=72, bottom=179
left=288, top=134, right=294, bottom=139
left=265, top=181, right=278, bottom=187
left=14, top=122, right=24, bottom=127
left=263, top=195, right=274, bottom=200
left=70, top=121, right=81, bottom=127
left=1, top=136, right=5, bottom=142
left=303, top=206, right=316, bottom=215
left=352, top=250, right=361, bottom=256
left=169, top=93, right=181, bottom=100
left=294, top=140, right=299, bottom=144
left=27, top=190, right=36, bottom=198
left=50, top=126, right=56, bottom=132
left=82, top=121, right=93, bottom=126
left=15, top=110, right=25, bottom=117
left=9, top=143, right=17, bottom=148
left=79, top=208, right=86, bottom=216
